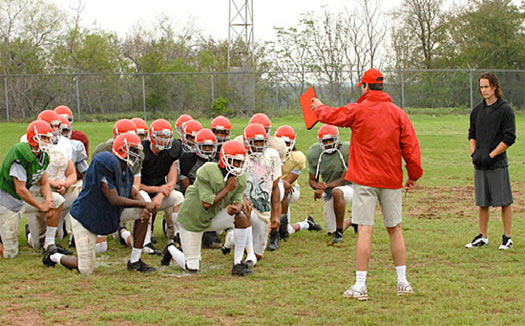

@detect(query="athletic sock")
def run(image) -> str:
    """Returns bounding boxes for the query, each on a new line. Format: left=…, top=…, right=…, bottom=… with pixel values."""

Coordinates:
left=396, top=265, right=407, bottom=284
left=171, top=212, right=179, bottom=234
left=44, top=226, right=57, bottom=248
left=50, top=253, right=64, bottom=265
left=245, top=227, right=256, bottom=263
left=167, top=244, right=186, bottom=270
left=298, top=220, right=309, bottom=230
left=120, top=229, right=132, bottom=247
left=27, top=233, right=33, bottom=248
left=355, top=270, right=367, bottom=288
left=95, top=241, right=108, bottom=254
left=144, top=223, right=152, bottom=246
left=233, top=228, right=248, bottom=265
left=224, top=229, right=234, bottom=249
left=130, top=248, right=142, bottom=263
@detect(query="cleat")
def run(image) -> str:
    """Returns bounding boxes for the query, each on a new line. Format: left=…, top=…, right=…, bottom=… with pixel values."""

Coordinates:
left=397, top=281, right=414, bottom=295
left=498, top=235, right=513, bottom=250
left=221, top=246, right=231, bottom=255
left=245, top=259, right=256, bottom=269
left=202, top=231, right=222, bottom=249
left=266, top=229, right=280, bottom=251
left=306, top=216, right=322, bottom=232
left=42, top=246, right=59, bottom=267
left=127, top=259, right=156, bottom=273
left=143, top=243, right=161, bottom=256
left=465, top=233, right=488, bottom=248
left=343, top=285, right=368, bottom=301
left=150, top=236, right=158, bottom=245
left=160, top=244, right=173, bottom=266
left=44, top=244, right=73, bottom=255
left=332, top=230, right=343, bottom=244
left=279, top=214, right=289, bottom=240
left=232, top=263, right=253, bottom=276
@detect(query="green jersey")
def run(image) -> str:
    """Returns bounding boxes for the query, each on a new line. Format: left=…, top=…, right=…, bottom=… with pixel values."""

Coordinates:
left=307, top=142, right=350, bottom=196
left=92, top=139, right=144, bottom=175
left=0, top=142, right=49, bottom=200
left=178, top=162, right=246, bottom=232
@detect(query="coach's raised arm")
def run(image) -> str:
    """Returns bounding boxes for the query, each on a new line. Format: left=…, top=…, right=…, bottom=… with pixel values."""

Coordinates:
left=310, top=68, right=423, bottom=301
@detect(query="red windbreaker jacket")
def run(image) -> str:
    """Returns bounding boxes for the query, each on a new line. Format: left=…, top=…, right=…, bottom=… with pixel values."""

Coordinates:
left=315, top=90, right=423, bottom=189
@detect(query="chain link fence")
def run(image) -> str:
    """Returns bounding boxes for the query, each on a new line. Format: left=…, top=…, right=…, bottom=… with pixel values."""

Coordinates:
left=0, top=69, right=523, bottom=122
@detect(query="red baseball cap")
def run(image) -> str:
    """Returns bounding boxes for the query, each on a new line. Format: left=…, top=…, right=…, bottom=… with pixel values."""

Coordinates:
left=357, top=68, right=384, bottom=87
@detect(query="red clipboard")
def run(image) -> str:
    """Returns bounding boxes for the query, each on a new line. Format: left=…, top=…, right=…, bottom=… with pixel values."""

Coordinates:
left=300, top=86, right=319, bottom=130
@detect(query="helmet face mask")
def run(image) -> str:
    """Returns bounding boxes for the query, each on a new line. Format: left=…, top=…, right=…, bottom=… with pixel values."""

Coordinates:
left=219, top=141, right=247, bottom=177
left=151, top=130, right=173, bottom=150
left=113, top=134, right=143, bottom=168
left=243, top=124, right=268, bottom=158
left=319, top=134, right=340, bottom=153
left=196, top=142, right=217, bottom=160
left=181, top=120, right=203, bottom=153
left=211, top=128, right=230, bottom=145
left=27, top=121, right=54, bottom=154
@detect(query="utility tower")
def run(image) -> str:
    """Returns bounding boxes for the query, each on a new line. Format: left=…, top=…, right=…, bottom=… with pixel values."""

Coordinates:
left=227, top=0, right=255, bottom=113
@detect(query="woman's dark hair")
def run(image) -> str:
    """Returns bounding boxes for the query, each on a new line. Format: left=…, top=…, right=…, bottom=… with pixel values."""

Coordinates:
left=479, top=72, right=503, bottom=98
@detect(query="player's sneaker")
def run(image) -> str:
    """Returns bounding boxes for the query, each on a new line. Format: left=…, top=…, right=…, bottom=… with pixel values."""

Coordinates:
left=160, top=244, right=173, bottom=266
left=306, top=216, right=322, bottom=232
left=332, top=230, right=344, bottom=244
left=42, top=246, right=59, bottom=267
left=498, top=235, right=513, bottom=250
left=397, top=281, right=414, bottom=295
left=221, top=246, right=231, bottom=255
left=232, top=263, right=253, bottom=276
left=150, top=236, right=158, bottom=244
left=143, top=243, right=161, bottom=255
left=202, top=231, right=222, bottom=249
left=343, top=285, right=368, bottom=301
left=245, top=259, right=256, bottom=269
left=127, top=259, right=156, bottom=273
left=279, top=214, right=289, bottom=240
left=43, top=243, right=72, bottom=255
left=267, top=229, right=280, bottom=251
left=465, top=233, right=488, bottom=248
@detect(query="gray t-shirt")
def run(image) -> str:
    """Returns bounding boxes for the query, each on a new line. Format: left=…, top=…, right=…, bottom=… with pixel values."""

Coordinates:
left=0, top=162, right=27, bottom=212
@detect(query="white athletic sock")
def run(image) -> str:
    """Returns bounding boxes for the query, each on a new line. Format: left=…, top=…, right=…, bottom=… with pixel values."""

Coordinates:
left=396, top=265, right=407, bottom=284
left=245, top=227, right=256, bottom=264
left=120, top=229, right=131, bottom=247
left=168, top=244, right=186, bottom=270
left=27, top=233, right=33, bottom=248
left=233, top=228, right=248, bottom=265
left=130, top=248, right=142, bottom=263
left=355, top=271, right=367, bottom=288
left=95, top=241, right=108, bottom=254
left=287, top=224, right=296, bottom=235
left=298, top=220, right=309, bottom=230
left=171, top=213, right=179, bottom=234
left=44, top=226, right=57, bottom=248
left=144, top=222, right=152, bottom=245
left=224, top=229, right=234, bottom=249
left=50, top=253, right=64, bottom=265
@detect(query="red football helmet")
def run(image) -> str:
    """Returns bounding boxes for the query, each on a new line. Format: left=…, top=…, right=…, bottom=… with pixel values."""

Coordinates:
left=243, top=123, right=267, bottom=157
left=38, top=110, right=61, bottom=143
left=54, top=105, right=74, bottom=125
left=149, top=119, right=173, bottom=150
left=58, top=115, right=72, bottom=139
left=112, top=133, right=143, bottom=168
left=113, top=119, right=137, bottom=139
left=27, top=120, right=53, bottom=153
left=318, top=124, right=340, bottom=153
left=210, top=116, right=231, bottom=145
left=275, top=125, right=296, bottom=156
left=249, top=113, right=271, bottom=136
left=195, top=129, right=218, bottom=160
left=175, top=114, right=193, bottom=139
left=219, top=140, right=247, bottom=177
left=182, top=120, right=203, bottom=153
left=131, top=118, right=148, bottom=139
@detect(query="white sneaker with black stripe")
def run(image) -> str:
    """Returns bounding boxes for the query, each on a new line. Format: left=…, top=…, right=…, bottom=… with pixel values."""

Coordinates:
left=498, top=235, right=513, bottom=250
left=465, top=233, right=488, bottom=248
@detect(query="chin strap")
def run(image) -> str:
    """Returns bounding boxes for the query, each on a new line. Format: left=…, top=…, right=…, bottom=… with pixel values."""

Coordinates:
left=315, top=147, right=347, bottom=181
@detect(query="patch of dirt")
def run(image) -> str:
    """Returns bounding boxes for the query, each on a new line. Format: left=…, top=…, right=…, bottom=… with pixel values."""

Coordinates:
left=2, top=304, right=46, bottom=326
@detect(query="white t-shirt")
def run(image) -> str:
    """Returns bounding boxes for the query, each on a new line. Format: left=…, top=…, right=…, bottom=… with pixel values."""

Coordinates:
left=46, top=136, right=73, bottom=181
left=243, top=147, right=282, bottom=223
left=71, top=139, right=89, bottom=173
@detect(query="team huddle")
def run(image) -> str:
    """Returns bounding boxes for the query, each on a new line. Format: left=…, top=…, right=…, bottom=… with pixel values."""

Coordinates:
left=0, top=108, right=357, bottom=277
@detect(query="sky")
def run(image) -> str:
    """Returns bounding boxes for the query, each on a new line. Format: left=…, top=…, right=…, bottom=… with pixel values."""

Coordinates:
left=54, top=0, right=404, bottom=42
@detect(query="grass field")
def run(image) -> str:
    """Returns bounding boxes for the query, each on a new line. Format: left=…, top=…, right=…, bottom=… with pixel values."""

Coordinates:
left=0, top=113, right=524, bottom=325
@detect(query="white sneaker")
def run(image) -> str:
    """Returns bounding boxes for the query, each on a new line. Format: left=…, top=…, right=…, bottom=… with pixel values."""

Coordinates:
left=397, top=281, right=414, bottom=296
left=498, top=235, right=513, bottom=250
left=465, top=233, right=488, bottom=248
left=343, top=285, right=368, bottom=301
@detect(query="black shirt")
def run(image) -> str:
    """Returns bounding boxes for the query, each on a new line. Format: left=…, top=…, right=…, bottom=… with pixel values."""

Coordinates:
left=141, top=139, right=182, bottom=186
left=468, top=98, right=516, bottom=170
left=180, top=151, right=218, bottom=185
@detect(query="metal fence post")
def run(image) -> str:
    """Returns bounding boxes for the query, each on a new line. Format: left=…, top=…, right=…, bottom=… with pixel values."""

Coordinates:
left=401, top=69, right=405, bottom=109
left=141, top=74, right=147, bottom=121
left=75, top=75, right=81, bottom=121
left=4, top=77, right=9, bottom=122
left=210, top=71, right=215, bottom=107
left=469, top=68, right=473, bottom=110
left=275, top=75, right=279, bottom=116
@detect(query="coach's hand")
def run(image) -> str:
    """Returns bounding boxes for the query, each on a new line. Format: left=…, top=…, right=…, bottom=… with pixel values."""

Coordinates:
left=311, top=98, right=323, bottom=110
left=405, top=179, right=416, bottom=191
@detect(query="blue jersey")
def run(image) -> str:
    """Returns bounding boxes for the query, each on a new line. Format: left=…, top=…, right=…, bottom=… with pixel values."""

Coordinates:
left=70, top=152, right=134, bottom=235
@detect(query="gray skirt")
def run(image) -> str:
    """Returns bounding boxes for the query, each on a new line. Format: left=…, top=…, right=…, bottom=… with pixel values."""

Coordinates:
left=474, top=167, right=513, bottom=207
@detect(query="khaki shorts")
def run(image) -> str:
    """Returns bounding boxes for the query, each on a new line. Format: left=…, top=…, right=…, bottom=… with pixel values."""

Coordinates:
left=351, top=183, right=402, bottom=228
